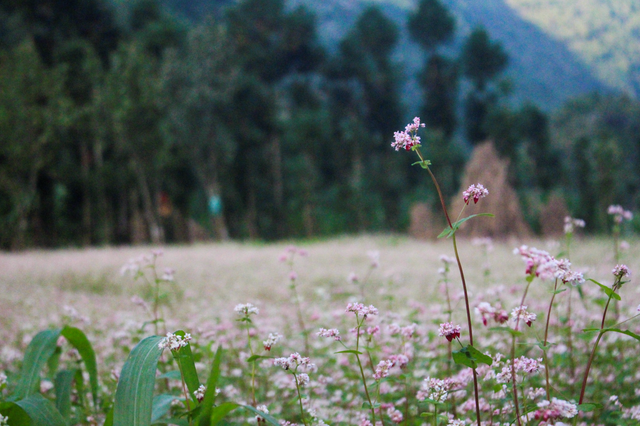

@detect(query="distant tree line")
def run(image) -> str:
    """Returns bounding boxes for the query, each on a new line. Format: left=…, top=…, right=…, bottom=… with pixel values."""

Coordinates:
left=0, top=0, right=637, bottom=249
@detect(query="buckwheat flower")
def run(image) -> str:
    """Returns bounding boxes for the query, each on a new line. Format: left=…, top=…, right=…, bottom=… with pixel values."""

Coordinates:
left=514, top=356, right=543, bottom=374
left=317, top=328, right=341, bottom=341
left=373, top=359, right=395, bottom=380
left=389, top=353, right=409, bottom=369
left=391, top=118, right=425, bottom=151
left=0, top=372, right=6, bottom=388
left=296, top=373, right=310, bottom=387
left=289, top=271, right=298, bottom=281
left=387, top=407, right=403, bottom=423
left=620, top=240, right=630, bottom=251
left=234, top=303, right=259, bottom=316
left=0, top=414, right=8, bottom=426
left=534, top=398, right=577, bottom=421
left=401, top=323, right=417, bottom=339
left=255, top=404, right=269, bottom=423
left=438, top=322, right=461, bottom=342
left=608, top=205, right=634, bottom=223
left=366, top=325, right=380, bottom=336
left=475, top=302, right=496, bottom=326
left=417, top=377, right=451, bottom=403
left=345, top=302, right=379, bottom=319
left=348, top=272, right=359, bottom=283
left=462, top=183, right=489, bottom=204
left=161, top=268, right=175, bottom=281
left=194, top=384, right=206, bottom=402
left=158, top=332, right=192, bottom=351
left=448, top=420, right=466, bottom=426
left=564, top=216, right=586, bottom=234
left=613, top=264, right=631, bottom=278
left=511, top=305, right=537, bottom=327
left=263, top=332, right=283, bottom=351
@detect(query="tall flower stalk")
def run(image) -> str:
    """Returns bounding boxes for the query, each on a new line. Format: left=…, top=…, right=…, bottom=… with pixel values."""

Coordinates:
left=392, top=118, right=490, bottom=426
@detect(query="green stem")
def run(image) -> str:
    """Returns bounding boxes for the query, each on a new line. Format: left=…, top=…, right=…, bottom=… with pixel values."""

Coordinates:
left=293, top=373, right=308, bottom=426
left=579, top=283, right=618, bottom=404
left=246, top=325, right=257, bottom=406
left=542, top=279, right=559, bottom=400
left=355, top=320, right=382, bottom=425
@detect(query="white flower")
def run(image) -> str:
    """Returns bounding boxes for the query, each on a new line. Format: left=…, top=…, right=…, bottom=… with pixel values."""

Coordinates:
left=158, top=332, right=192, bottom=351
left=234, top=303, right=259, bottom=316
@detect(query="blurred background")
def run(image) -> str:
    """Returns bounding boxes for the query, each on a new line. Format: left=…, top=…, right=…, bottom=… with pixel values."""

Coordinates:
left=0, top=0, right=638, bottom=249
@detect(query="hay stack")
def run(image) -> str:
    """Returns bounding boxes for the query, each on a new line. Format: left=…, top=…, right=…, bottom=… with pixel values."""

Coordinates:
left=409, top=202, right=442, bottom=240
left=449, top=141, right=530, bottom=238
left=539, top=192, right=569, bottom=237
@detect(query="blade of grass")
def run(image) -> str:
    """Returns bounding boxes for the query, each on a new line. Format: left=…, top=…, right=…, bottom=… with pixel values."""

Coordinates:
left=113, top=335, right=165, bottom=426
left=60, top=326, right=99, bottom=408
left=12, top=329, right=61, bottom=400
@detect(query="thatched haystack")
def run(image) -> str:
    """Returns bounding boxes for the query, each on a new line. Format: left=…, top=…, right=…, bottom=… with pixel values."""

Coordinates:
left=409, top=202, right=442, bottom=240
left=449, top=141, right=530, bottom=238
left=539, top=192, right=570, bottom=237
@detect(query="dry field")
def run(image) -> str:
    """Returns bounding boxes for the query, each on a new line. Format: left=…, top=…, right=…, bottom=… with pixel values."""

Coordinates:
left=1, top=234, right=638, bottom=340
left=1, top=234, right=640, bottom=424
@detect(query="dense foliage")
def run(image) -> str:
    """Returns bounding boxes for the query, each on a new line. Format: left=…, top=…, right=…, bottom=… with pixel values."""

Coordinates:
left=0, top=0, right=638, bottom=249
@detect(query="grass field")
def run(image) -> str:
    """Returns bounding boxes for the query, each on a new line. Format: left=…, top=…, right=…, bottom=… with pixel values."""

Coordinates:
left=1, top=234, right=639, bottom=425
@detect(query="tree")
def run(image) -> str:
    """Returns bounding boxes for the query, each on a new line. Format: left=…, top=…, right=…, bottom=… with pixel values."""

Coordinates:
left=407, top=0, right=455, bottom=54
left=0, top=41, right=71, bottom=248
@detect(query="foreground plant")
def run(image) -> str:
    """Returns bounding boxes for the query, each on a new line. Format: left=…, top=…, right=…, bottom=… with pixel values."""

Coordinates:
left=392, top=117, right=493, bottom=425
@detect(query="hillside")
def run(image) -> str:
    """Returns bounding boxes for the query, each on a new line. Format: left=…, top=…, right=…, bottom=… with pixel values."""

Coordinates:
left=505, top=0, right=640, bottom=98
left=162, top=0, right=618, bottom=110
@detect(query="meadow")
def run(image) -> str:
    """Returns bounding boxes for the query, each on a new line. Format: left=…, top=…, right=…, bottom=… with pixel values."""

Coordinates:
left=1, top=233, right=639, bottom=425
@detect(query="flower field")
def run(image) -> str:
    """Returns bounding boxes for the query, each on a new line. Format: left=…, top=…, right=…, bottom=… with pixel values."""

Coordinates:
left=1, top=234, right=639, bottom=425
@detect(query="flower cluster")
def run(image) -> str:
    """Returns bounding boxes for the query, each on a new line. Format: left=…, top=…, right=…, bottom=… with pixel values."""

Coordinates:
left=564, top=216, right=586, bottom=234
left=510, top=305, right=537, bottom=327
left=317, top=328, right=341, bottom=341
left=373, top=359, right=395, bottom=380
left=416, top=377, right=452, bottom=403
left=273, top=352, right=316, bottom=372
left=613, top=264, right=631, bottom=278
left=608, top=205, right=633, bottom=224
left=158, top=332, right=192, bottom=351
left=391, top=117, right=425, bottom=151
left=533, top=398, right=578, bottom=421
left=438, top=322, right=461, bottom=342
left=555, top=259, right=585, bottom=285
left=345, top=302, right=379, bottom=319
left=255, top=404, right=269, bottom=423
left=462, top=183, right=489, bottom=205
left=0, top=414, right=8, bottom=426
left=262, top=332, right=283, bottom=351
left=475, top=302, right=508, bottom=326
left=234, top=303, right=259, bottom=317
left=193, top=384, right=206, bottom=402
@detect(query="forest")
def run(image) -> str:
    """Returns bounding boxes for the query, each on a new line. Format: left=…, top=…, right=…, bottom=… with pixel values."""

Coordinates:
left=0, top=0, right=639, bottom=249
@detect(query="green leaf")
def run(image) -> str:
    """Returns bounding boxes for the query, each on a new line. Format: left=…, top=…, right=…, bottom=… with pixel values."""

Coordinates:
left=438, top=214, right=494, bottom=239
left=16, top=393, right=67, bottom=426
left=210, top=402, right=240, bottom=424
left=196, top=346, right=223, bottom=426
left=113, top=335, right=165, bottom=426
left=534, top=341, right=554, bottom=351
left=577, top=402, right=602, bottom=412
left=171, top=331, right=200, bottom=403
left=151, top=394, right=178, bottom=422
left=242, top=405, right=280, bottom=426
left=411, top=160, right=431, bottom=169
left=588, top=278, right=621, bottom=301
left=157, top=370, right=182, bottom=380
left=13, top=329, right=62, bottom=400
left=104, top=406, right=114, bottom=426
left=550, top=288, right=568, bottom=295
left=601, top=328, right=640, bottom=343
left=0, top=400, right=31, bottom=425
left=452, top=345, right=492, bottom=369
left=334, top=350, right=363, bottom=355
left=151, top=418, right=189, bottom=426
left=54, top=369, right=77, bottom=422
left=60, top=326, right=99, bottom=408
left=467, top=345, right=493, bottom=366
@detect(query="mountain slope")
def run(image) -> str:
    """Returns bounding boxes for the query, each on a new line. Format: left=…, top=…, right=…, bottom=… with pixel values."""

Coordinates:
left=505, top=0, right=640, bottom=97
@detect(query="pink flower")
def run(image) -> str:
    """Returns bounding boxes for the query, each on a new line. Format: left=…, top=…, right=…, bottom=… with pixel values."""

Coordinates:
left=391, top=117, right=426, bottom=151
left=438, top=322, right=461, bottom=342
left=462, top=183, right=489, bottom=204
left=317, top=328, right=341, bottom=341
left=511, top=305, right=536, bottom=327
left=613, top=264, right=631, bottom=278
